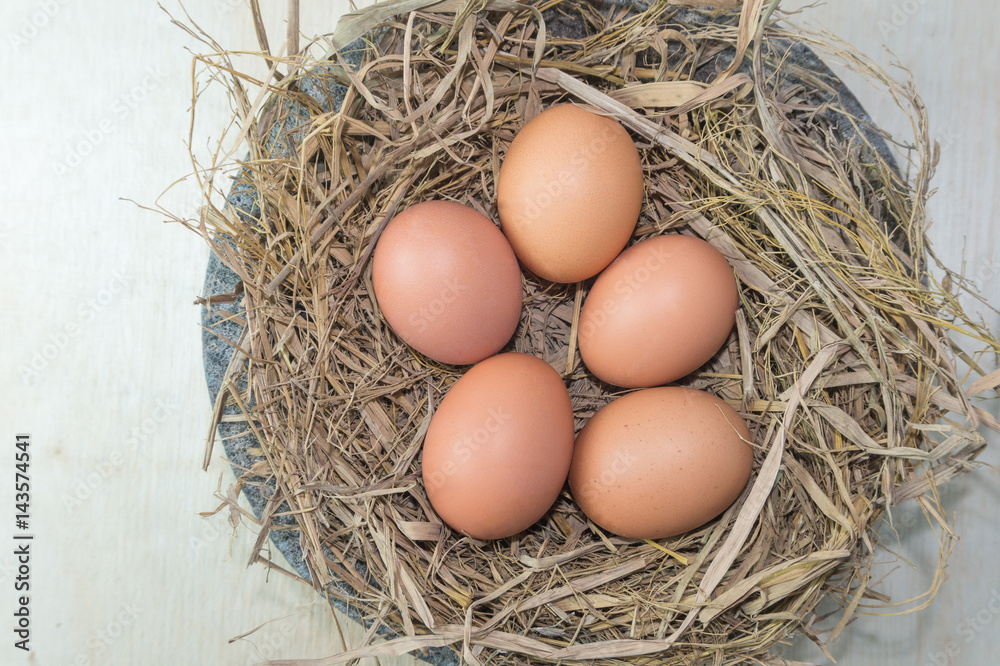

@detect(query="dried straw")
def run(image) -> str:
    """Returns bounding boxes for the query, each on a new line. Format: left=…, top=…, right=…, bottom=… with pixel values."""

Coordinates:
left=174, top=0, right=1000, bottom=663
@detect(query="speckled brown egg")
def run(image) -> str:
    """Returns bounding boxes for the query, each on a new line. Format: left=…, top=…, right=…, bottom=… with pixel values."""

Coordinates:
left=372, top=200, right=523, bottom=366
left=421, top=353, right=575, bottom=540
left=569, top=387, right=753, bottom=540
left=578, top=234, right=738, bottom=388
left=496, top=104, right=644, bottom=283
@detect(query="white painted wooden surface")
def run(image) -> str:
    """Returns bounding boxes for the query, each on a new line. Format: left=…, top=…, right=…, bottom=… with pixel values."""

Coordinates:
left=0, top=2, right=996, bottom=665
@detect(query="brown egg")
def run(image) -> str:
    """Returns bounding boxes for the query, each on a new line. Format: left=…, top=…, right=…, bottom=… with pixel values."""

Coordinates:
left=569, top=387, right=753, bottom=540
left=372, top=200, right=523, bottom=365
left=497, top=104, right=644, bottom=283
left=421, top=353, right=575, bottom=540
left=578, top=234, right=738, bottom=388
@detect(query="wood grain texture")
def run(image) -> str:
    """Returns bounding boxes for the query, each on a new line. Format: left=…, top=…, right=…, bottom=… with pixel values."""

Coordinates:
left=0, top=1, right=995, bottom=665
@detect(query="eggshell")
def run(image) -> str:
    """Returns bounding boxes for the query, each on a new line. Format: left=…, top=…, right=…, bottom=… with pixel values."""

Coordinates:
left=496, top=104, right=644, bottom=283
left=569, top=387, right=753, bottom=539
left=578, top=234, right=738, bottom=387
left=421, top=353, right=575, bottom=540
left=372, top=200, right=523, bottom=365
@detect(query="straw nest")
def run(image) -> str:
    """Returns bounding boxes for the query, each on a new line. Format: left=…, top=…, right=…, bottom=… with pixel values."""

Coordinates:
left=177, top=0, right=1000, bottom=663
